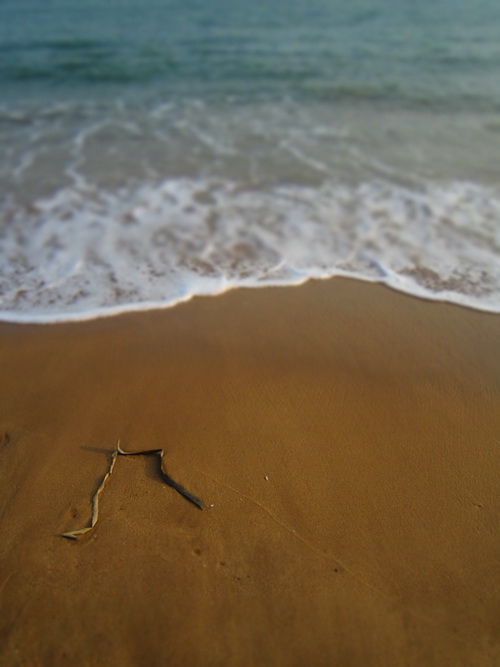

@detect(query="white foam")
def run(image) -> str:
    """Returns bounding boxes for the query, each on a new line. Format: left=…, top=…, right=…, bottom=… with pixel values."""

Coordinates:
left=1, top=176, right=500, bottom=323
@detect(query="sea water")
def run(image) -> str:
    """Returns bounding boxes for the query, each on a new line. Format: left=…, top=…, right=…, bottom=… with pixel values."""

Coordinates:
left=1, top=0, right=500, bottom=322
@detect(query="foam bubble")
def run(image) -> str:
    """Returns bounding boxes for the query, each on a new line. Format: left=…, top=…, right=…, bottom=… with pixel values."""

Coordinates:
left=1, top=176, right=500, bottom=322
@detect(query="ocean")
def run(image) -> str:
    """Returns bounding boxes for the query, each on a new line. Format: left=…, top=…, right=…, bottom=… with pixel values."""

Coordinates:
left=1, top=0, right=500, bottom=321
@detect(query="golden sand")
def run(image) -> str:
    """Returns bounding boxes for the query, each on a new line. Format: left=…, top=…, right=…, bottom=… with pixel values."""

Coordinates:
left=1, top=277, right=499, bottom=665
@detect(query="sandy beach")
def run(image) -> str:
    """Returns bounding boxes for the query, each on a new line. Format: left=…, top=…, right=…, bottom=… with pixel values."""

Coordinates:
left=1, top=276, right=499, bottom=666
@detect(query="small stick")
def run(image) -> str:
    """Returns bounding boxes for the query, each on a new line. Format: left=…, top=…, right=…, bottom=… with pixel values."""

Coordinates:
left=61, top=442, right=203, bottom=540
left=61, top=450, right=118, bottom=540
left=117, top=441, right=162, bottom=456
left=158, top=451, right=204, bottom=510
left=117, top=442, right=204, bottom=510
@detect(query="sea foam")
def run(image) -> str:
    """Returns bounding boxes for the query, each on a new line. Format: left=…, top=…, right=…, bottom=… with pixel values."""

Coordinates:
left=1, top=175, right=499, bottom=322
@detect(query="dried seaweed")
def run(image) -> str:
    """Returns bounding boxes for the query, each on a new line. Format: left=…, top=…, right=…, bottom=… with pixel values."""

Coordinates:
left=61, top=443, right=203, bottom=540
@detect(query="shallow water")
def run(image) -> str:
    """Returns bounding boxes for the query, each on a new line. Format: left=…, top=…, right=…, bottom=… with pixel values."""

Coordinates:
left=1, top=0, right=500, bottom=321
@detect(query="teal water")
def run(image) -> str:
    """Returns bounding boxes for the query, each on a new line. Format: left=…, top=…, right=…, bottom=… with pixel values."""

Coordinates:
left=1, top=0, right=500, bottom=320
left=1, top=0, right=500, bottom=107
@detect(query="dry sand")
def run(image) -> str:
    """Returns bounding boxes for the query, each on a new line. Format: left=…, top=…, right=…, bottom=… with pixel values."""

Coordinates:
left=1, top=277, right=500, bottom=666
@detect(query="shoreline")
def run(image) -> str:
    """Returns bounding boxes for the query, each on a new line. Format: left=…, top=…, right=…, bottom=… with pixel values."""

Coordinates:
left=1, top=276, right=500, bottom=665
left=2, top=271, right=500, bottom=327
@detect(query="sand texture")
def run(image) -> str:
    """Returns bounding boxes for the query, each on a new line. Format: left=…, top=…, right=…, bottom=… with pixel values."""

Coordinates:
left=1, top=277, right=500, bottom=666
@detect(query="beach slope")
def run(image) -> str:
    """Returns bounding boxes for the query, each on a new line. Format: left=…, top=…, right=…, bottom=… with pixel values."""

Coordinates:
left=1, top=277, right=500, bottom=666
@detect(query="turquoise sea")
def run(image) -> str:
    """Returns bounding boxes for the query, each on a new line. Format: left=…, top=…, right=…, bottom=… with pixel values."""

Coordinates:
left=1, top=0, right=500, bottom=320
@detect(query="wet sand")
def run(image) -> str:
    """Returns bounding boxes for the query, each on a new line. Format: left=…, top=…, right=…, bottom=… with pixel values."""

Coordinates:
left=1, top=277, right=500, bottom=666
